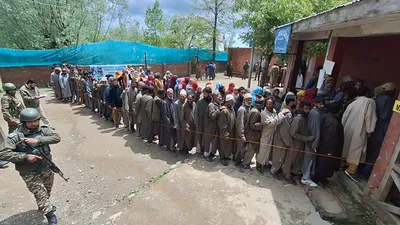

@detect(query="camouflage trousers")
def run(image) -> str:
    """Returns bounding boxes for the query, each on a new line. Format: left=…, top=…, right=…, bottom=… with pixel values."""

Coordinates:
left=20, top=168, right=54, bottom=214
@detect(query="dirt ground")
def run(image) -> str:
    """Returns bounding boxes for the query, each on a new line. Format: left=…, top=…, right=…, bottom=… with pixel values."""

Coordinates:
left=0, top=76, right=331, bottom=225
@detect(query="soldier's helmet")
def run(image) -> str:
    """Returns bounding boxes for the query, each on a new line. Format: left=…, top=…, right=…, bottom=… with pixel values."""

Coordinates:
left=3, top=83, right=16, bottom=91
left=20, top=108, right=41, bottom=122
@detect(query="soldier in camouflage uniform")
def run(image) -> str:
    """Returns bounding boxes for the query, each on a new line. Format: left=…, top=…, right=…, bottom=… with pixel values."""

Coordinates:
left=1, top=83, right=24, bottom=133
left=0, top=108, right=61, bottom=225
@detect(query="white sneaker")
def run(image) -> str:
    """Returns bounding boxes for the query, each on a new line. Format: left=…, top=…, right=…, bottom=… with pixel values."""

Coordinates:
left=301, top=179, right=318, bottom=188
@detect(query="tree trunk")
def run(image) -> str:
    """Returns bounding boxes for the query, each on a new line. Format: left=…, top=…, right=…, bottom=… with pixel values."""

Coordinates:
left=212, top=0, right=218, bottom=63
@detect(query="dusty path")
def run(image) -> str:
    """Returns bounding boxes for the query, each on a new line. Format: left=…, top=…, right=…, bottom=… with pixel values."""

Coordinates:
left=0, top=77, right=330, bottom=225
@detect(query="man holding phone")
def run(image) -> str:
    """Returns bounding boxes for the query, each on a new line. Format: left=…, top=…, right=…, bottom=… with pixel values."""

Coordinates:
left=19, top=79, right=50, bottom=125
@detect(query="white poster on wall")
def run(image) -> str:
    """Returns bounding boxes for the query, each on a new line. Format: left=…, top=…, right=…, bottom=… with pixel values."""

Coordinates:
left=323, top=60, right=335, bottom=75
left=317, top=70, right=325, bottom=89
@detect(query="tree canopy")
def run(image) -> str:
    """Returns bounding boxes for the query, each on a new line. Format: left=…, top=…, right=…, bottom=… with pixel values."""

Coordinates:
left=234, top=0, right=350, bottom=57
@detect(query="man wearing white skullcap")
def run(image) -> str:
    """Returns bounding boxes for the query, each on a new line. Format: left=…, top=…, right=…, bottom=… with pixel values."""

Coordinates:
left=172, top=88, right=187, bottom=154
left=218, top=94, right=236, bottom=166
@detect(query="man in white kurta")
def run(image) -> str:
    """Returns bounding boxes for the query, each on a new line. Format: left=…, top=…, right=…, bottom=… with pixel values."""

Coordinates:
left=256, top=97, right=289, bottom=175
left=342, top=88, right=377, bottom=176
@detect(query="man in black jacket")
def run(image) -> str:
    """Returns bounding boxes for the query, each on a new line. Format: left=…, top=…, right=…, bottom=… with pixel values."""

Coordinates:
left=108, top=78, right=124, bottom=128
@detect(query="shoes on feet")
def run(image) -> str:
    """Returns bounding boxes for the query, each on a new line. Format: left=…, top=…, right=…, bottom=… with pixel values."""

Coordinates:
left=301, top=179, right=318, bottom=188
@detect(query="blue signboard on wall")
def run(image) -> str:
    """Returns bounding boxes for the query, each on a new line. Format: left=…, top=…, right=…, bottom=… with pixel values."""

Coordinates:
left=273, top=25, right=292, bottom=54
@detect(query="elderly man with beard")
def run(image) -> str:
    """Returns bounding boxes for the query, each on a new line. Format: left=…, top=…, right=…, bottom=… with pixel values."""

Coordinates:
left=162, top=88, right=175, bottom=152
left=218, top=94, right=236, bottom=166
left=124, top=81, right=139, bottom=132
left=139, top=86, right=154, bottom=140
left=282, top=101, right=315, bottom=184
left=135, top=85, right=148, bottom=137
left=108, top=78, right=124, bottom=129
left=194, top=87, right=212, bottom=155
left=270, top=93, right=296, bottom=180
left=181, top=94, right=196, bottom=155
left=241, top=97, right=265, bottom=172
left=235, top=93, right=253, bottom=167
left=173, top=90, right=187, bottom=152
left=257, top=97, right=290, bottom=175
left=203, top=91, right=222, bottom=162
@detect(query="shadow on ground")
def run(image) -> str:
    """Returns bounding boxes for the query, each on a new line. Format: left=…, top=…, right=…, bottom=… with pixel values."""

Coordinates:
left=0, top=210, right=47, bottom=225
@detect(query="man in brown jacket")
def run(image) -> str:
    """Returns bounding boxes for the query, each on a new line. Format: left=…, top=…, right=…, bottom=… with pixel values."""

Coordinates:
left=235, top=93, right=253, bottom=166
left=181, top=94, right=196, bottom=155
left=241, top=97, right=265, bottom=172
left=218, top=94, right=236, bottom=166
left=270, top=94, right=296, bottom=179
left=282, top=101, right=314, bottom=184
left=203, top=91, right=222, bottom=161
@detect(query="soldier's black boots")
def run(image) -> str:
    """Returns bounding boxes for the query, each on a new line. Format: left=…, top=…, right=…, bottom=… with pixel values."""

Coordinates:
left=45, top=212, right=57, bottom=225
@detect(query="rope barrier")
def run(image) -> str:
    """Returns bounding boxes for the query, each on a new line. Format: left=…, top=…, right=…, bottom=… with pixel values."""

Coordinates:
left=79, top=93, right=390, bottom=170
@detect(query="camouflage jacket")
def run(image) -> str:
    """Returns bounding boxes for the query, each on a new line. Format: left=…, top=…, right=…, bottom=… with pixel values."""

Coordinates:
left=0, top=124, right=61, bottom=173
left=1, top=94, right=24, bottom=122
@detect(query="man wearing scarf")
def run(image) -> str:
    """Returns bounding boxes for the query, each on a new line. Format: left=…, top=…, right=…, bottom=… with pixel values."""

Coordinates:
left=194, top=87, right=212, bottom=155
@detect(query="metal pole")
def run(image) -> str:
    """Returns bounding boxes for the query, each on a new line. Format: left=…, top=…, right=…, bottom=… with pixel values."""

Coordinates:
left=247, top=40, right=255, bottom=88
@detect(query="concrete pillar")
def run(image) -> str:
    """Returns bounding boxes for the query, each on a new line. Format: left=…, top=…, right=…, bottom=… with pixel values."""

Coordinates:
left=369, top=93, right=400, bottom=189
left=326, top=37, right=347, bottom=88
left=287, top=40, right=304, bottom=90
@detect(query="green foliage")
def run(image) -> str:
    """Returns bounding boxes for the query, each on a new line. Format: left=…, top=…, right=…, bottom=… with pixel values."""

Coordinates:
left=143, top=0, right=165, bottom=46
left=234, top=0, right=350, bottom=56
left=162, top=14, right=213, bottom=49
left=306, top=42, right=328, bottom=57
left=192, top=0, right=235, bottom=61
left=0, top=0, right=129, bottom=49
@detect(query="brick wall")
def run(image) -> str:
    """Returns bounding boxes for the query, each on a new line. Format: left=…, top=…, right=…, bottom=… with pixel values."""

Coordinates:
left=0, top=61, right=227, bottom=85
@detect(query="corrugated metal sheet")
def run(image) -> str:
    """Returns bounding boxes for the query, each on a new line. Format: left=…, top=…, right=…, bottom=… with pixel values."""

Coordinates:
left=275, top=0, right=365, bottom=29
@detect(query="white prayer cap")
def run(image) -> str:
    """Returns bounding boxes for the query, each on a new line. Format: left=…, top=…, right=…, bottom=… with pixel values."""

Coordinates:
left=225, top=94, right=234, bottom=102
left=212, top=90, right=220, bottom=95
left=180, top=89, right=187, bottom=96
left=244, top=93, right=252, bottom=99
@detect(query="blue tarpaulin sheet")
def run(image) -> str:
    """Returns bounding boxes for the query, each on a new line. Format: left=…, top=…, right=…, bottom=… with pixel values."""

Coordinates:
left=0, top=40, right=228, bottom=68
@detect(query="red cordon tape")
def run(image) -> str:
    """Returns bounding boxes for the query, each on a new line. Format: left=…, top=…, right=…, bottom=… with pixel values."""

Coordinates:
left=85, top=95, right=390, bottom=170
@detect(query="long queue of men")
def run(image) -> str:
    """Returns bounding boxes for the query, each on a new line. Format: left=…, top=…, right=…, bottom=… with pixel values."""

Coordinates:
left=48, top=63, right=398, bottom=188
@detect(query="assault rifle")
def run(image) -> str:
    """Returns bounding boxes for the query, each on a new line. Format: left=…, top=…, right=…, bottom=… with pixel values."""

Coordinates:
left=17, top=140, right=69, bottom=182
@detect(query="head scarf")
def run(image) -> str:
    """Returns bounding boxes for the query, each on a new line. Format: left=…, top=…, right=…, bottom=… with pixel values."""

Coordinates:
left=184, top=76, right=190, bottom=84
left=280, top=92, right=296, bottom=111
left=148, top=75, right=155, bottom=81
left=215, top=82, right=224, bottom=92
left=170, top=75, right=178, bottom=89
left=175, top=78, right=181, bottom=91
left=299, top=88, right=317, bottom=108
left=192, top=81, right=199, bottom=92
left=226, top=82, right=235, bottom=94
left=251, top=86, right=263, bottom=106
